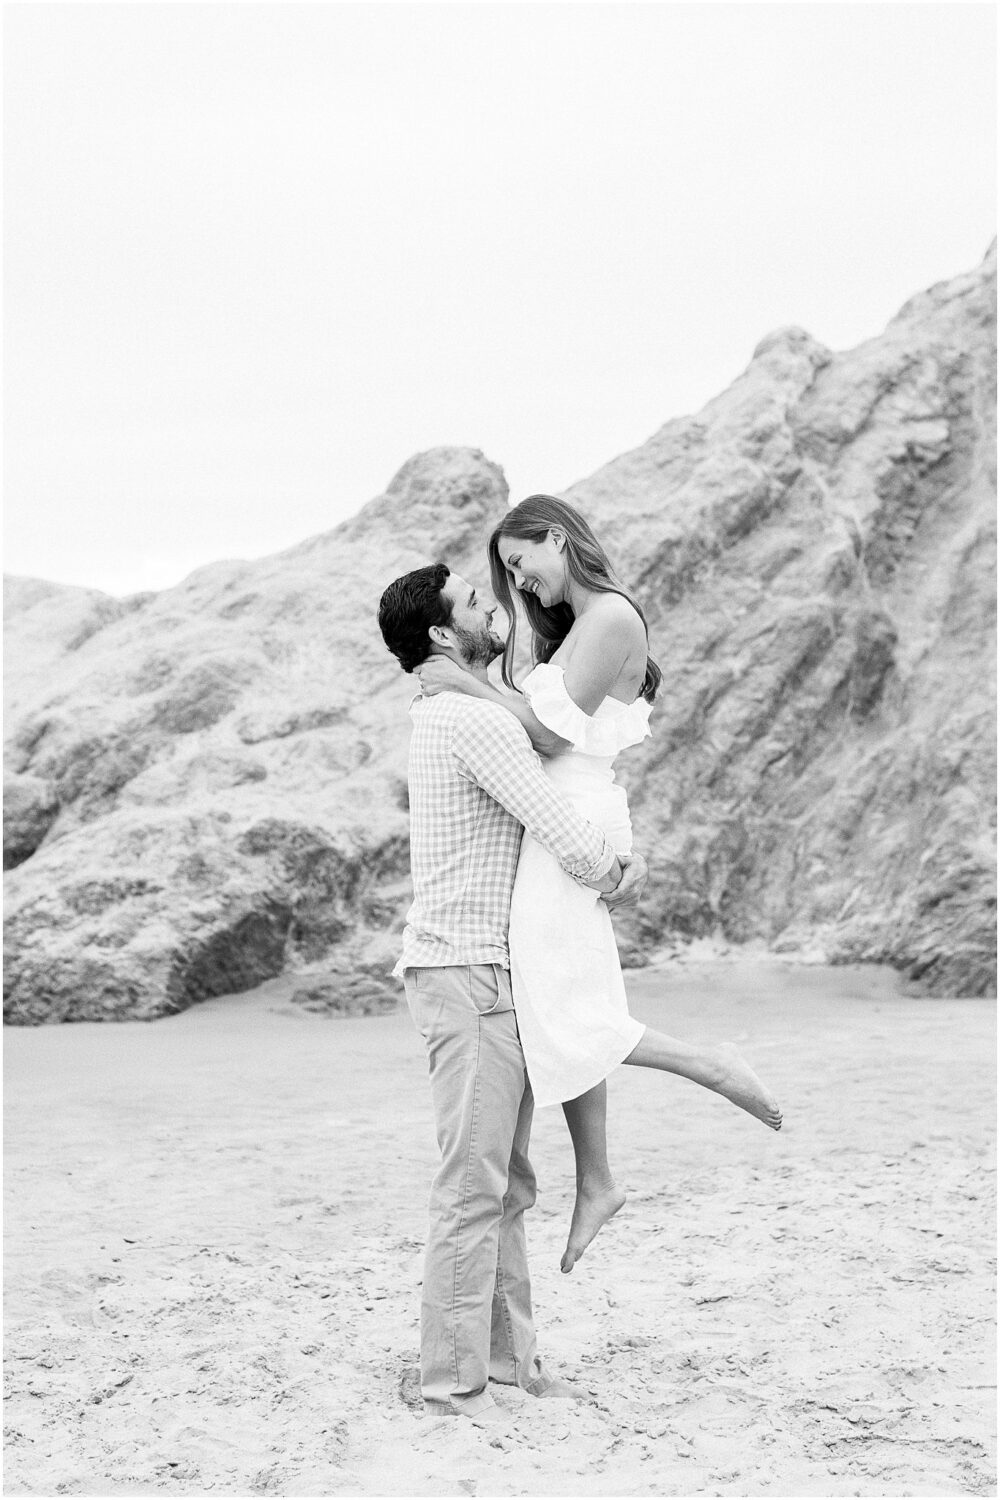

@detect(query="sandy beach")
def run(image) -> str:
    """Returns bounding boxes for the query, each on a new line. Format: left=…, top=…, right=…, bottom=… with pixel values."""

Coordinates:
left=4, top=959, right=996, bottom=1498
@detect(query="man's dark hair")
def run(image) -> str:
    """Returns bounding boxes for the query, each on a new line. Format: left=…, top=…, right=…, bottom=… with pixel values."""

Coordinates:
left=378, top=563, right=453, bottom=673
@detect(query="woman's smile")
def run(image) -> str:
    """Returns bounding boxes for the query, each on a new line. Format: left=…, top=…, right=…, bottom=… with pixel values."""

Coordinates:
left=497, top=533, right=567, bottom=607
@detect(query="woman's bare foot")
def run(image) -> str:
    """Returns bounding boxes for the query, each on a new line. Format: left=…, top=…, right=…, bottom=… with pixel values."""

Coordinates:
left=706, top=1043, right=782, bottom=1130
left=560, top=1182, right=626, bottom=1274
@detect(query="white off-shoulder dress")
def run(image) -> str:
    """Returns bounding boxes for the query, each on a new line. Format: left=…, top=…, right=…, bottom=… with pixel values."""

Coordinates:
left=509, top=662, right=653, bottom=1107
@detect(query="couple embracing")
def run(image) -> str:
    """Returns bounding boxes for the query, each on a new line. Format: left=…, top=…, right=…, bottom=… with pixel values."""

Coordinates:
left=378, top=495, right=781, bottom=1426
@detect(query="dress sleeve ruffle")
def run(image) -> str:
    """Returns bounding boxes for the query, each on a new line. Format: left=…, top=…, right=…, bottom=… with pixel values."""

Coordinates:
left=521, top=662, right=653, bottom=756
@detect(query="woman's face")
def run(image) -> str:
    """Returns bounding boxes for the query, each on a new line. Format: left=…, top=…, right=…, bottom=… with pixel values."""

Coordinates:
left=496, top=530, right=567, bottom=608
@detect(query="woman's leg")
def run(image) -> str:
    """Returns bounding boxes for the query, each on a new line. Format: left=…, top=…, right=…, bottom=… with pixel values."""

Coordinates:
left=560, top=1082, right=627, bottom=1274
left=623, top=1028, right=782, bottom=1130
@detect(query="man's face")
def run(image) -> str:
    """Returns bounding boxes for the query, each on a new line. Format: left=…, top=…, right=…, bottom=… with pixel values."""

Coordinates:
left=440, top=574, right=505, bottom=668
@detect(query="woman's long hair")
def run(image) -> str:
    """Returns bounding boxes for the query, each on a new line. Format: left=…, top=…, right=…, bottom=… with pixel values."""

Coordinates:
left=487, top=495, right=661, bottom=703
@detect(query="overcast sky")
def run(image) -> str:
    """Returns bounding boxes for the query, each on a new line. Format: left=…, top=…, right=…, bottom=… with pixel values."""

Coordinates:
left=4, top=2, right=995, bottom=597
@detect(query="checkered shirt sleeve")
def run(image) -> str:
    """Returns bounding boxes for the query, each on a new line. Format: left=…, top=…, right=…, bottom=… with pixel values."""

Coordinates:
left=394, top=694, right=616, bottom=974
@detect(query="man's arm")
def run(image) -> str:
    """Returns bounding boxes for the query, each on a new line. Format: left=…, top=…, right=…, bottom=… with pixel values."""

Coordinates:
left=590, top=853, right=625, bottom=894
left=414, top=658, right=569, bottom=758
left=451, top=703, right=622, bottom=890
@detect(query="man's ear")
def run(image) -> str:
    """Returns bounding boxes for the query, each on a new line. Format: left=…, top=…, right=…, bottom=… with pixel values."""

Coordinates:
left=427, top=624, right=453, bottom=650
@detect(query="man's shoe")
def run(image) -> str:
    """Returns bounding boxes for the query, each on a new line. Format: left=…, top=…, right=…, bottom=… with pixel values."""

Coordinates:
left=424, top=1399, right=512, bottom=1428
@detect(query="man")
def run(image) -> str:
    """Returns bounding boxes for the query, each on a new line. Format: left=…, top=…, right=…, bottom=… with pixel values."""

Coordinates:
left=378, top=562, right=646, bottom=1425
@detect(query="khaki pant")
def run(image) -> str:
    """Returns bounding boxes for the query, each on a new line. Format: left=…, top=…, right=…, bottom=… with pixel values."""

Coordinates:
left=403, top=964, right=553, bottom=1415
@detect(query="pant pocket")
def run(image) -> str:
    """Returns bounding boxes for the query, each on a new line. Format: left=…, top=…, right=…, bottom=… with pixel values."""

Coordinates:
left=469, top=965, right=514, bottom=1016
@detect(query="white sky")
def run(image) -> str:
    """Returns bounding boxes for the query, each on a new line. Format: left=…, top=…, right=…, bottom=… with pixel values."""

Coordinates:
left=4, top=1, right=996, bottom=597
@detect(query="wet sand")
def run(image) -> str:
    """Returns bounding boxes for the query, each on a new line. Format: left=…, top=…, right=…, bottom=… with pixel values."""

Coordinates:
left=4, top=959, right=996, bottom=1497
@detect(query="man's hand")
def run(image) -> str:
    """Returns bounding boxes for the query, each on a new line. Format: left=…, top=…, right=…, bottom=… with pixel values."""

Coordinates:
left=601, top=851, right=648, bottom=910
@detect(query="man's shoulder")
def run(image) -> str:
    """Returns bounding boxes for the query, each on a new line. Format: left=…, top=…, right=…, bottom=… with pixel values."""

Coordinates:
left=413, top=693, right=531, bottom=747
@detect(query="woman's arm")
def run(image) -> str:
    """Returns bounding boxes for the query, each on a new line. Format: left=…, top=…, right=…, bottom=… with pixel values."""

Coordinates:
left=415, top=593, right=647, bottom=751
left=414, top=656, right=569, bottom=757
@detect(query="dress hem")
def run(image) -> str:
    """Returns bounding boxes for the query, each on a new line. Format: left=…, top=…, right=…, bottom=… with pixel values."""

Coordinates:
left=526, top=1020, right=646, bottom=1108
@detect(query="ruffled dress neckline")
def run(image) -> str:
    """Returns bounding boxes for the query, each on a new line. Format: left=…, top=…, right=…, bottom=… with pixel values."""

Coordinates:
left=521, top=661, right=652, bottom=758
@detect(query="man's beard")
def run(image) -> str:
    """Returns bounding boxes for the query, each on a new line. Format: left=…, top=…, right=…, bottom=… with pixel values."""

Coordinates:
left=452, top=621, right=504, bottom=670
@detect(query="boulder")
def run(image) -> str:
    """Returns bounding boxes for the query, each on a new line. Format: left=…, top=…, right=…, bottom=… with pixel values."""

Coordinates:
left=4, top=448, right=506, bottom=1022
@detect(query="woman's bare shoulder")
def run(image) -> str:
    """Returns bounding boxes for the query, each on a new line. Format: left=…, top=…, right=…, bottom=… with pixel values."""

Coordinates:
left=580, top=591, right=647, bottom=642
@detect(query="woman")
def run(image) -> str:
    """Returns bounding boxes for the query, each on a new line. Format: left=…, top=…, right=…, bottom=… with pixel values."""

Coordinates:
left=416, top=496, right=781, bottom=1274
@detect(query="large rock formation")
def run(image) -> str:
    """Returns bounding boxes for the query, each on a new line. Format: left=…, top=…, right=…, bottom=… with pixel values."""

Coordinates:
left=4, top=248, right=995, bottom=1021
left=574, top=245, right=996, bottom=996
left=4, top=450, right=511, bottom=1021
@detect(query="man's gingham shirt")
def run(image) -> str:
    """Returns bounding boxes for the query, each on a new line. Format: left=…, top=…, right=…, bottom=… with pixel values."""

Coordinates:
left=393, top=693, right=617, bottom=975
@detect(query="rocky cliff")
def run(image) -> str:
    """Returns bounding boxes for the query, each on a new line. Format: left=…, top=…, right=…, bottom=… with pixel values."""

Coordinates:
left=3, top=451, right=511, bottom=1021
left=572, top=245, right=996, bottom=996
left=4, top=249, right=995, bottom=1021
